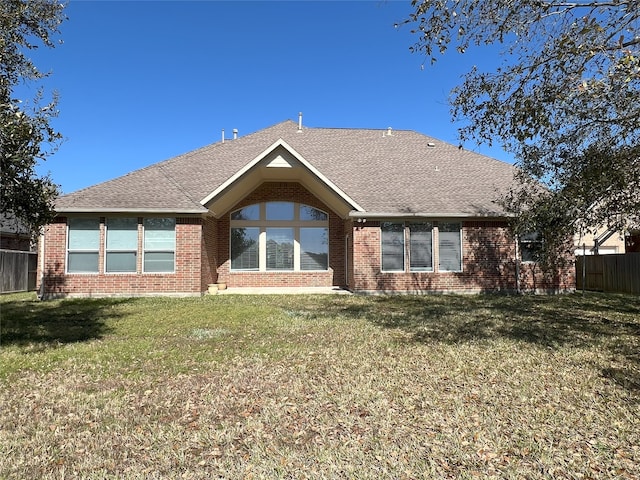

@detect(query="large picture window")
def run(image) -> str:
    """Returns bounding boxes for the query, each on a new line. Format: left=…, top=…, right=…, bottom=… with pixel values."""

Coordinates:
left=438, top=222, right=462, bottom=272
left=106, top=218, right=138, bottom=273
left=67, top=218, right=100, bottom=273
left=230, top=203, right=329, bottom=272
left=143, top=218, right=176, bottom=273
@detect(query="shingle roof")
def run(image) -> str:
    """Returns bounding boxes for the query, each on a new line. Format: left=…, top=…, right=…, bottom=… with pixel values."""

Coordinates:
left=55, top=120, right=518, bottom=217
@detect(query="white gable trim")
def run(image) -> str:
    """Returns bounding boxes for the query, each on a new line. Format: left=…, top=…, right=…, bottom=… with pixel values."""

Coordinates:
left=200, top=138, right=364, bottom=212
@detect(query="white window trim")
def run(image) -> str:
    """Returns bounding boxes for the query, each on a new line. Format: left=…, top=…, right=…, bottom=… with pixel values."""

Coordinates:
left=408, top=222, right=434, bottom=273
left=380, top=222, right=435, bottom=273
left=380, top=221, right=405, bottom=273
left=436, top=223, right=464, bottom=273
left=230, top=203, right=329, bottom=272
left=104, top=218, right=138, bottom=274
left=66, top=218, right=100, bottom=274
left=519, top=232, right=543, bottom=264
left=142, top=218, right=176, bottom=274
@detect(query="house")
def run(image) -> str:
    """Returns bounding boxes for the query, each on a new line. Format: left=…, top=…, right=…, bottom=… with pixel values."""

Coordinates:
left=38, top=119, right=574, bottom=298
left=1, top=213, right=34, bottom=252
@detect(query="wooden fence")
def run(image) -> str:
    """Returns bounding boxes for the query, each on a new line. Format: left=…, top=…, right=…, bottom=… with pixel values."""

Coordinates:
left=0, top=250, right=38, bottom=293
left=576, top=253, right=640, bottom=294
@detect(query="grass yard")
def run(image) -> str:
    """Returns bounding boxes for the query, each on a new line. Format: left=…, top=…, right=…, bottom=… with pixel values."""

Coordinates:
left=0, top=292, right=639, bottom=479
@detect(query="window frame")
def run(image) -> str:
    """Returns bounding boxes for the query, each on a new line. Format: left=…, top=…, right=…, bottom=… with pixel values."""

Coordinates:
left=437, top=222, right=463, bottom=272
left=66, top=217, right=100, bottom=274
left=409, top=222, right=434, bottom=272
left=380, top=222, right=405, bottom=272
left=380, top=221, right=435, bottom=273
left=519, top=232, right=543, bottom=263
left=229, top=202, right=329, bottom=272
left=105, top=217, right=138, bottom=274
left=143, top=217, right=176, bottom=274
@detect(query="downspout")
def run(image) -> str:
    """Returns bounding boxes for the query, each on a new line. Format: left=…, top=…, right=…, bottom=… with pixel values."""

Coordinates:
left=514, top=235, right=521, bottom=294
left=38, top=229, right=46, bottom=300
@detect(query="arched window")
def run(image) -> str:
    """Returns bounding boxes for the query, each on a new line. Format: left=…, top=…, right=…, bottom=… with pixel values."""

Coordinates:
left=230, top=202, right=328, bottom=271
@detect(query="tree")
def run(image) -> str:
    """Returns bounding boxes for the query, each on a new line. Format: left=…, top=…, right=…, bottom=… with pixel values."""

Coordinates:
left=1, top=0, right=66, bottom=236
left=400, top=0, right=639, bottom=263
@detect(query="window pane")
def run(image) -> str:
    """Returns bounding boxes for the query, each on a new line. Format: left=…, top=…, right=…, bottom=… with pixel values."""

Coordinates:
left=439, top=223, right=462, bottom=271
left=144, top=218, right=176, bottom=250
left=231, top=227, right=259, bottom=270
left=68, top=218, right=100, bottom=250
left=68, top=252, right=99, bottom=273
left=144, top=252, right=175, bottom=272
left=107, top=218, right=138, bottom=250
left=409, top=223, right=433, bottom=271
left=300, top=205, right=328, bottom=221
left=520, top=232, right=542, bottom=262
left=300, top=227, right=328, bottom=270
left=381, top=222, right=404, bottom=271
left=266, top=228, right=294, bottom=270
left=231, top=204, right=260, bottom=220
left=266, top=202, right=294, bottom=221
left=106, top=252, right=136, bottom=272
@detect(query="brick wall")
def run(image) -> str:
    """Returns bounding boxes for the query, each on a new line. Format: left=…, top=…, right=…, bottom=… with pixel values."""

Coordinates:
left=39, top=216, right=204, bottom=298
left=216, top=182, right=345, bottom=288
left=351, top=220, right=574, bottom=293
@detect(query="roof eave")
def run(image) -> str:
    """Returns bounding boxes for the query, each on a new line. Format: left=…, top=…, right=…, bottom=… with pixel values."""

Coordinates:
left=349, top=211, right=514, bottom=219
left=55, top=207, right=208, bottom=214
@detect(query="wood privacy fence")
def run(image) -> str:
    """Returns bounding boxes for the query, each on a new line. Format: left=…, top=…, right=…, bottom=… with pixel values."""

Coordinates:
left=576, top=253, right=640, bottom=294
left=0, top=250, right=38, bottom=293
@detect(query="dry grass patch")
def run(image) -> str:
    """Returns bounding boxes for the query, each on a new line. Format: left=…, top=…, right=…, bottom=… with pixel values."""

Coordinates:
left=1, top=292, right=639, bottom=479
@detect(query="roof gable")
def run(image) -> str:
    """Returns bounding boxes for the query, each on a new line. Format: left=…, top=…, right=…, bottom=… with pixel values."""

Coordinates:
left=201, top=138, right=363, bottom=217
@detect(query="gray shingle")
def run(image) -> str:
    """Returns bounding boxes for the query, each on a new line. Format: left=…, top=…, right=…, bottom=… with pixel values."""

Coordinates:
left=55, top=120, right=517, bottom=216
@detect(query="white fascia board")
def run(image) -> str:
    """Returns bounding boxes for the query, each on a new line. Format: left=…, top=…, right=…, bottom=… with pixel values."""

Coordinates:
left=200, top=138, right=365, bottom=212
left=349, top=211, right=514, bottom=219
left=56, top=208, right=208, bottom=214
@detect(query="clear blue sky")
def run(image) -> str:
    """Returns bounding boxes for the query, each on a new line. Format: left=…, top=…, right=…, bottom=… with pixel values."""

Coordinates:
left=25, top=0, right=511, bottom=194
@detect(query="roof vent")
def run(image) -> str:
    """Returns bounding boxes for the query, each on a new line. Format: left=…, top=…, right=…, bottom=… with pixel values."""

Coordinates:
left=221, top=129, right=225, bottom=143
left=387, top=127, right=393, bottom=136
left=427, top=142, right=436, bottom=147
left=233, top=129, right=238, bottom=140
left=298, top=112, right=303, bottom=132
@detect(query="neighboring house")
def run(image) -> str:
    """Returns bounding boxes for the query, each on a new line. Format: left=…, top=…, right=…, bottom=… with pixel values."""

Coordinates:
left=38, top=119, right=574, bottom=298
left=0, top=214, right=33, bottom=251
left=574, top=226, right=627, bottom=256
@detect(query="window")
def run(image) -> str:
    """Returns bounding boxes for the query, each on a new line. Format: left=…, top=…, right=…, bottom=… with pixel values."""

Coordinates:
left=438, top=222, right=462, bottom=272
left=520, top=232, right=542, bottom=263
left=381, top=222, right=433, bottom=272
left=381, top=222, right=405, bottom=271
left=106, top=218, right=138, bottom=273
left=231, top=227, right=259, bottom=270
left=266, top=228, right=294, bottom=270
left=144, top=218, right=176, bottom=272
left=300, top=227, right=328, bottom=270
left=409, top=222, right=433, bottom=271
left=67, top=218, right=100, bottom=273
left=229, top=202, right=329, bottom=271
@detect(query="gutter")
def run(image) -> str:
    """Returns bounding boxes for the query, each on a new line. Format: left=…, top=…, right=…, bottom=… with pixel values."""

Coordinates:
left=55, top=208, right=208, bottom=214
left=348, top=211, right=515, bottom=220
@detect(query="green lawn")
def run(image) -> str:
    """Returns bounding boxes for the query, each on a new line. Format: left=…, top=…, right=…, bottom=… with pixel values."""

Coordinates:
left=1, top=292, right=638, bottom=479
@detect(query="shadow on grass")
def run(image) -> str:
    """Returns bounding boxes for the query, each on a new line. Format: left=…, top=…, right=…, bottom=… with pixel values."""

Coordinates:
left=0, top=295, right=128, bottom=350
left=298, top=292, right=640, bottom=392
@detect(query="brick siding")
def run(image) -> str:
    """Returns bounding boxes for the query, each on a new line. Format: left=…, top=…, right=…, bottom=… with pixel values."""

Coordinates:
left=351, top=220, right=574, bottom=293
left=39, top=217, right=203, bottom=298
left=40, top=190, right=574, bottom=296
left=215, top=182, right=345, bottom=288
